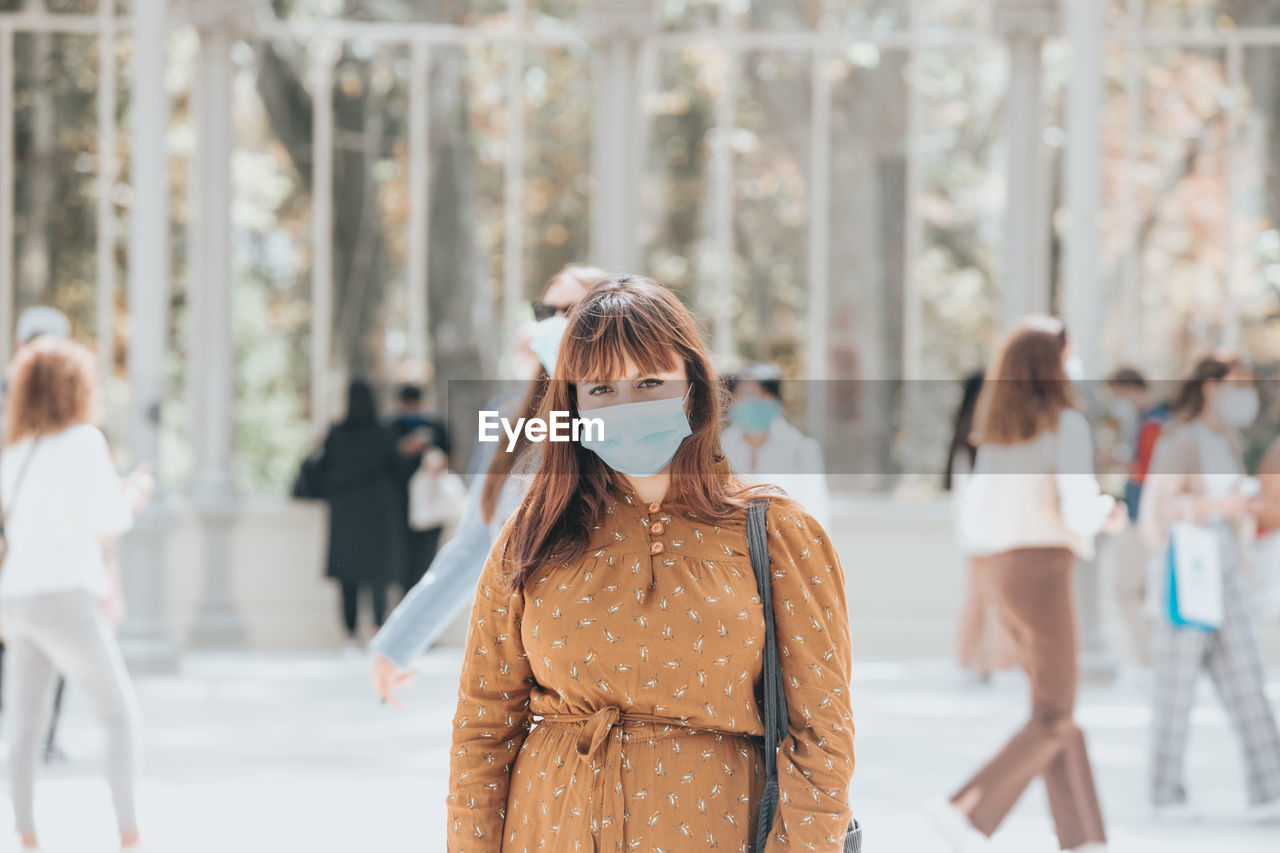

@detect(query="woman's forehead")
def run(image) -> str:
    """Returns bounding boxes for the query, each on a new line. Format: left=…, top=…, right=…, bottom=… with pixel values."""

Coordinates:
left=579, top=358, right=686, bottom=382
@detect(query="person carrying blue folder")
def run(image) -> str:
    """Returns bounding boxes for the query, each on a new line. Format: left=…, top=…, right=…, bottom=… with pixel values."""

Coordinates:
left=1138, top=350, right=1280, bottom=821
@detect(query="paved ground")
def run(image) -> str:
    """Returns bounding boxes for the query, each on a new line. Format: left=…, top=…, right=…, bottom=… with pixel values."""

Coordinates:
left=3, top=650, right=1279, bottom=852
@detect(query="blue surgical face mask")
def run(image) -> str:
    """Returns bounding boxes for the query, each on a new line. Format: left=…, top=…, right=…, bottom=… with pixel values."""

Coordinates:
left=730, top=396, right=781, bottom=434
left=579, top=390, right=692, bottom=477
left=530, top=314, right=570, bottom=375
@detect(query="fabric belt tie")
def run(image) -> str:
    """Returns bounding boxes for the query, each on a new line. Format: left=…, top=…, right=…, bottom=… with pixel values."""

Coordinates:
left=542, top=707, right=683, bottom=763
left=539, top=708, right=757, bottom=853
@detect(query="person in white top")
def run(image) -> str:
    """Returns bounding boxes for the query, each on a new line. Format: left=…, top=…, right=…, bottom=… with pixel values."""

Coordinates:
left=930, top=316, right=1123, bottom=853
left=1139, top=352, right=1280, bottom=821
left=1, top=305, right=78, bottom=764
left=720, top=364, right=831, bottom=528
left=0, top=337, right=153, bottom=852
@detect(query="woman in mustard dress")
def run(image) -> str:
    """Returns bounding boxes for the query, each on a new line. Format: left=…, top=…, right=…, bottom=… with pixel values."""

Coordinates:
left=447, top=275, right=855, bottom=852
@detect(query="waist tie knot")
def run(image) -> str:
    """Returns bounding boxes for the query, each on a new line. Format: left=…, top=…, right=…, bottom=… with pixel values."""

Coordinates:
left=575, top=706, right=621, bottom=762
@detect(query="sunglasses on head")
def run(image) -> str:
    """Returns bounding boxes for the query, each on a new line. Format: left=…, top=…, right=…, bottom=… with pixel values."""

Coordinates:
left=532, top=301, right=574, bottom=322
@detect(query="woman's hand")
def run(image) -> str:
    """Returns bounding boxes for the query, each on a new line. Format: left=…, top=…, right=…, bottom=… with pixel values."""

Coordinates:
left=124, top=465, right=155, bottom=515
left=1101, top=502, right=1129, bottom=535
left=1202, top=492, right=1254, bottom=521
left=369, top=653, right=417, bottom=709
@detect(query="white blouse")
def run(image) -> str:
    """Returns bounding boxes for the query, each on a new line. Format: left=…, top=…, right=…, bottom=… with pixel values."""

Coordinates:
left=721, top=416, right=832, bottom=529
left=0, top=424, right=132, bottom=598
left=961, top=408, right=1115, bottom=560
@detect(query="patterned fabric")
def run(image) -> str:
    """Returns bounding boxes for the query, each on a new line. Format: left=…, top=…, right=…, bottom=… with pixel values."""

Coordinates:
left=447, top=489, right=855, bottom=852
left=1150, top=524, right=1280, bottom=807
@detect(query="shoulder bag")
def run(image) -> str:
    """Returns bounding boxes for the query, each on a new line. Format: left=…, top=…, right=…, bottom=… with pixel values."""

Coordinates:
left=747, top=497, right=861, bottom=852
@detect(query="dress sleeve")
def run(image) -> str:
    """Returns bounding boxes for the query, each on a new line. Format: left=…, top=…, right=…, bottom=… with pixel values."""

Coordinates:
left=764, top=499, right=856, bottom=852
left=446, top=525, right=535, bottom=851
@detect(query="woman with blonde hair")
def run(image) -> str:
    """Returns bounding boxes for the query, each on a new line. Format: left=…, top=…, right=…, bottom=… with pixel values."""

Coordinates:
left=446, top=275, right=856, bottom=850
left=0, top=337, right=152, bottom=851
left=930, top=316, right=1121, bottom=853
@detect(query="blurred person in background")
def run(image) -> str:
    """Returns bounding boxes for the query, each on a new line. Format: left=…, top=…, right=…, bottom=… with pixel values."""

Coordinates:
left=944, top=370, right=1015, bottom=684
left=312, top=379, right=404, bottom=647
left=0, top=307, right=77, bottom=766
left=1139, top=352, right=1280, bottom=821
left=721, top=363, right=831, bottom=528
left=1102, top=368, right=1170, bottom=668
left=1251, top=417, right=1280, bottom=623
left=0, top=337, right=153, bottom=852
left=368, top=264, right=607, bottom=705
left=930, top=316, right=1123, bottom=853
left=386, top=384, right=451, bottom=595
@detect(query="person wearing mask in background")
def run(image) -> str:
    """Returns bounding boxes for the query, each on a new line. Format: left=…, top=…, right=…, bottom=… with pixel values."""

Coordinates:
left=1251, top=412, right=1280, bottom=623
left=368, top=264, right=607, bottom=705
left=1138, top=352, right=1280, bottom=820
left=386, top=384, right=451, bottom=595
left=720, top=363, right=831, bottom=528
left=0, top=307, right=76, bottom=765
left=1, top=337, right=153, bottom=852
left=312, top=380, right=404, bottom=647
left=944, top=370, right=1015, bottom=684
left=446, top=275, right=855, bottom=851
left=1102, top=368, right=1170, bottom=669
left=930, top=316, right=1123, bottom=853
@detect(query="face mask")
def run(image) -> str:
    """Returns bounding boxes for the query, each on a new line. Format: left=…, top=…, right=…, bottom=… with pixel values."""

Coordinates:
left=1064, top=355, right=1085, bottom=382
left=731, top=397, right=781, bottom=434
left=529, top=314, right=569, bottom=375
left=579, top=390, right=692, bottom=477
left=1217, top=386, right=1259, bottom=428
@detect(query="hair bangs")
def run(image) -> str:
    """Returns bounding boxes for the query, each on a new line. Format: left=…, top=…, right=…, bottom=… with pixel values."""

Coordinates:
left=561, top=298, right=681, bottom=383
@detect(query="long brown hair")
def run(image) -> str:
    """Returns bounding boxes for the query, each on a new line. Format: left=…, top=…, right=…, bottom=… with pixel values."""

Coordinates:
left=1171, top=350, right=1240, bottom=421
left=971, top=315, right=1076, bottom=446
left=6, top=337, right=101, bottom=444
left=503, top=275, right=744, bottom=592
left=479, top=264, right=610, bottom=523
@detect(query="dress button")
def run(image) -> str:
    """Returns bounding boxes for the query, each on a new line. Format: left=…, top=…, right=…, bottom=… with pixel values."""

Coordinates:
left=650, top=522, right=665, bottom=535
left=647, top=501, right=661, bottom=514
left=650, top=541, right=664, bottom=555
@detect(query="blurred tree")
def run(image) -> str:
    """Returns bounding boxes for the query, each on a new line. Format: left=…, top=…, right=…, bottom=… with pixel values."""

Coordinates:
left=254, top=0, right=487, bottom=397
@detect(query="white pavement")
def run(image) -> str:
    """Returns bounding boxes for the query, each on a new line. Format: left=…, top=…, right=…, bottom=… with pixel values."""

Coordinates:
left=3, top=650, right=1279, bottom=852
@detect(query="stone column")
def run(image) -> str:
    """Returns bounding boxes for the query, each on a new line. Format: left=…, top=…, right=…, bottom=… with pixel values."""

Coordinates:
left=1063, top=0, right=1116, bottom=680
left=120, top=0, right=178, bottom=672
left=586, top=0, right=654, bottom=271
left=186, top=0, right=246, bottom=646
left=994, top=0, right=1058, bottom=328
left=1062, top=0, right=1104, bottom=378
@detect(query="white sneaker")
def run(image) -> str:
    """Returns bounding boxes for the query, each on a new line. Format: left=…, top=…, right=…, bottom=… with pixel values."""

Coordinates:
left=1247, top=796, right=1280, bottom=823
left=925, top=798, right=989, bottom=852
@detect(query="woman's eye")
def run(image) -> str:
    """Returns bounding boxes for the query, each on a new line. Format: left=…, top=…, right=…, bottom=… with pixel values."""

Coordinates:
left=588, top=384, right=613, bottom=396
left=637, top=378, right=663, bottom=390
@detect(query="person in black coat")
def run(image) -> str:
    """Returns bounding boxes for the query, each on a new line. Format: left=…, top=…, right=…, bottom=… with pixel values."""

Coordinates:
left=386, top=384, right=451, bottom=594
left=313, top=380, right=405, bottom=643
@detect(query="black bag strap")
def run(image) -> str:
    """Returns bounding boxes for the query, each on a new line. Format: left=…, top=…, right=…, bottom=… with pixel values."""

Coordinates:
left=746, top=496, right=861, bottom=853
left=0, top=437, right=42, bottom=535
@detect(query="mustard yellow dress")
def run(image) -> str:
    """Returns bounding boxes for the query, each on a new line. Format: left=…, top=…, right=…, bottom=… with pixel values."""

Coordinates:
left=446, top=487, right=855, bottom=852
